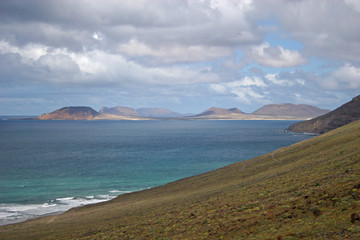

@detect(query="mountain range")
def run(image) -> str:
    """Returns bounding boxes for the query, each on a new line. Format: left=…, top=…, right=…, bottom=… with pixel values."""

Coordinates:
left=35, top=104, right=330, bottom=121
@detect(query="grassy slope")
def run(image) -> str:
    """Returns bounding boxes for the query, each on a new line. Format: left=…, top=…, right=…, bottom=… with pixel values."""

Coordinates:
left=1, top=121, right=360, bottom=239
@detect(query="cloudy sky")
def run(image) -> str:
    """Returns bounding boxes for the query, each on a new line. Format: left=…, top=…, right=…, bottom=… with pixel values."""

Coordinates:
left=1, top=0, right=360, bottom=115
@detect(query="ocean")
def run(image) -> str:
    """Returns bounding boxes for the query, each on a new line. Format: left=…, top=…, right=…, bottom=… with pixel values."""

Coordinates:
left=0, top=119, right=313, bottom=225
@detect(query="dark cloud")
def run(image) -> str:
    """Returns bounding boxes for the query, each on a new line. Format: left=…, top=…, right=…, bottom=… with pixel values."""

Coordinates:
left=253, top=0, right=360, bottom=62
left=0, top=0, right=262, bottom=54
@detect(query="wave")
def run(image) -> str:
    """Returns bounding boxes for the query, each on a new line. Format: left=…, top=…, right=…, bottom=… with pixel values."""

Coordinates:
left=0, top=192, right=130, bottom=226
left=109, top=190, right=132, bottom=194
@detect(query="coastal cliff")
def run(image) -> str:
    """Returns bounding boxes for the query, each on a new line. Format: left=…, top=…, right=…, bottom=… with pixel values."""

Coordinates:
left=288, top=95, right=360, bottom=134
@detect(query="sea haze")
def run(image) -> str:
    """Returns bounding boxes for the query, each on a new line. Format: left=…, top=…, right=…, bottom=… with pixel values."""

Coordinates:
left=0, top=120, right=312, bottom=225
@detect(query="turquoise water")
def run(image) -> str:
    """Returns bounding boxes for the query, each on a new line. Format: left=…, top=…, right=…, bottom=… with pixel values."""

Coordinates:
left=0, top=119, right=312, bottom=224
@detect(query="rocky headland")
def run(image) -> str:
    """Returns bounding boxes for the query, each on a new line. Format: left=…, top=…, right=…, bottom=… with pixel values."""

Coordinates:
left=288, top=95, right=360, bottom=134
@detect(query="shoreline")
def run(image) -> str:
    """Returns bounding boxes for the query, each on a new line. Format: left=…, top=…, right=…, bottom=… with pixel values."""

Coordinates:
left=0, top=120, right=312, bottom=229
left=3, top=116, right=308, bottom=121
left=0, top=193, right=132, bottom=226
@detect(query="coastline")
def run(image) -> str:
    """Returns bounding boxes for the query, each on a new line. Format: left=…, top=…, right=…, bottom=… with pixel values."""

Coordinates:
left=0, top=192, right=132, bottom=226
left=4, top=114, right=309, bottom=121
left=0, top=120, right=312, bottom=230
left=1, top=120, right=359, bottom=239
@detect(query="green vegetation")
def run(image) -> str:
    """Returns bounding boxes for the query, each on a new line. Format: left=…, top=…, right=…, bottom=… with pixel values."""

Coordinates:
left=1, top=120, right=360, bottom=239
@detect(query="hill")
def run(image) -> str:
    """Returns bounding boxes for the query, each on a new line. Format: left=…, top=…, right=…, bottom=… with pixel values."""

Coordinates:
left=195, top=107, right=244, bottom=116
left=137, top=108, right=184, bottom=118
left=38, top=107, right=99, bottom=120
left=288, top=95, right=360, bottom=134
left=2, top=120, right=360, bottom=239
left=253, top=103, right=330, bottom=119
left=99, top=106, right=139, bottom=116
left=32, top=103, right=330, bottom=121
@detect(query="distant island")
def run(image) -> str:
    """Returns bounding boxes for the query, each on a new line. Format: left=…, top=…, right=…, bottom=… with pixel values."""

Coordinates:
left=34, top=104, right=330, bottom=121
left=38, top=106, right=99, bottom=120
left=252, top=103, right=330, bottom=119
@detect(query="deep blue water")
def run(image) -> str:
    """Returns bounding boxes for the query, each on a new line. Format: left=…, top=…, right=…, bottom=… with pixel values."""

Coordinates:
left=0, top=119, right=312, bottom=225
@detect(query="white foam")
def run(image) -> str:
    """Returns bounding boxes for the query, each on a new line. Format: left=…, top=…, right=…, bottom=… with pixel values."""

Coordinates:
left=0, top=212, right=18, bottom=218
left=0, top=194, right=119, bottom=226
left=109, top=190, right=121, bottom=193
left=56, top=197, right=74, bottom=201
left=42, top=203, right=57, bottom=208
left=96, top=195, right=112, bottom=199
left=109, top=190, right=131, bottom=194
left=0, top=204, right=44, bottom=212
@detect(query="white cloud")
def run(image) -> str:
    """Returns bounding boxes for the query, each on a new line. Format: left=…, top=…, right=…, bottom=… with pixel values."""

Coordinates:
left=209, top=76, right=267, bottom=102
left=210, top=84, right=227, bottom=94
left=38, top=54, right=80, bottom=77
left=0, top=41, right=48, bottom=63
left=320, top=63, right=360, bottom=90
left=0, top=41, right=221, bottom=86
left=92, top=32, right=105, bottom=41
left=228, top=76, right=267, bottom=88
left=265, top=73, right=305, bottom=86
left=230, top=87, right=264, bottom=103
left=0, top=0, right=261, bottom=64
left=249, top=42, right=306, bottom=67
left=117, top=38, right=231, bottom=64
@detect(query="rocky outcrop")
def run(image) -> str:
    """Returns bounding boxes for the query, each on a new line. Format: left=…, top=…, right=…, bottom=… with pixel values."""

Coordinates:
left=38, top=106, right=99, bottom=120
left=288, top=95, right=360, bottom=134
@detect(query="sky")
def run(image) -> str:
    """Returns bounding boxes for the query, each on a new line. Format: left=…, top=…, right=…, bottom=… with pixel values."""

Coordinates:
left=1, top=0, right=360, bottom=115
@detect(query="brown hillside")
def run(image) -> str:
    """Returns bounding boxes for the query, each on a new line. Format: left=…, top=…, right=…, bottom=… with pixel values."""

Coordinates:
left=288, top=95, right=360, bottom=134
left=253, top=103, right=330, bottom=118
left=38, top=107, right=99, bottom=120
